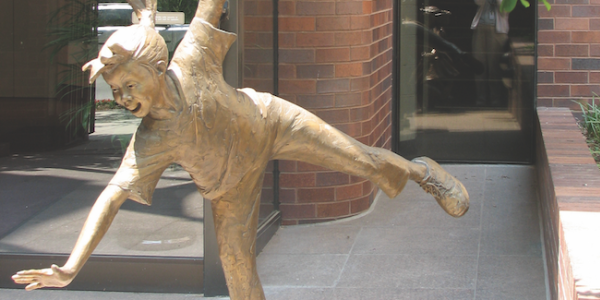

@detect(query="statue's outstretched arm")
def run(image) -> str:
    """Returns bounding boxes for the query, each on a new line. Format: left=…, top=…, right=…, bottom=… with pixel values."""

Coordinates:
left=195, top=0, right=227, bottom=27
left=12, top=185, right=129, bottom=290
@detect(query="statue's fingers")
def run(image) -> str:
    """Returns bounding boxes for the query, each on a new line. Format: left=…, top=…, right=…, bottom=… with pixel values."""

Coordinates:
left=25, top=281, right=42, bottom=291
left=12, top=275, right=35, bottom=284
left=15, top=269, right=43, bottom=275
left=16, top=268, right=52, bottom=276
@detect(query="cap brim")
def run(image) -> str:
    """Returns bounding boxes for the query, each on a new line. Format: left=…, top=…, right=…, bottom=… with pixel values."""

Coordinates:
left=82, top=58, right=107, bottom=84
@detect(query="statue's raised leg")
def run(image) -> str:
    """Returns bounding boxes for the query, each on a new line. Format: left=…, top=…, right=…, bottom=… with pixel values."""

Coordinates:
left=267, top=95, right=469, bottom=217
left=269, top=95, right=423, bottom=198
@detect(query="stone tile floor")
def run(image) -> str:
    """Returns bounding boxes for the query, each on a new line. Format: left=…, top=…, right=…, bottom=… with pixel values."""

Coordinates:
left=258, top=164, right=548, bottom=300
left=1, top=164, right=549, bottom=299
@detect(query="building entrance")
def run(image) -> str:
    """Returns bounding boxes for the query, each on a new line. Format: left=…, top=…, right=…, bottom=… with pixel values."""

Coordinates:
left=394, top=0, right=536, bottom=163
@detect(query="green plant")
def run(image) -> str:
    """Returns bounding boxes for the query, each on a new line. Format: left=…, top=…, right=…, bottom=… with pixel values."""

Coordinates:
left=576, top=96, right=600, bottom=167
left=60, top=101, right=95, bottom=137
left=577, top=97, right=600, bottom=142
left=46, top=1, right=98, bottom=64
left=500, top=0, right=551, bottom=13
left=45, top=0, right=99, bottom=137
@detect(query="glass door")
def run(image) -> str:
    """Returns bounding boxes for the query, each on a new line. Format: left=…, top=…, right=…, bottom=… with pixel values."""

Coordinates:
left=1, top=0, right=205, bottom=293
left=394, top=0, right=535, bottom=163
left=1, top=0, right=280, bottom=294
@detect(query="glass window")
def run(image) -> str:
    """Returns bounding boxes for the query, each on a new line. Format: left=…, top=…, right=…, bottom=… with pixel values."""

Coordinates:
left=0, top=0, right=276, bottom=291
left=2, top=1, right=280, bottom=292
left=0, top=0, right=205, bottom=259
left=396, top=0, right=535, bottom=163
left=0, top=1, right=222, bottom=292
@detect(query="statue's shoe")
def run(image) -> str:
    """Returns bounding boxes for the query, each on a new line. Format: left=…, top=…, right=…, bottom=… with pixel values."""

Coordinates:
left=412, top=157, right=469, bottom=217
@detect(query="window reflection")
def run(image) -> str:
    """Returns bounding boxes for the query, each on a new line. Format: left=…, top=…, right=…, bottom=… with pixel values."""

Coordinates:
left=397, top=0, right=534, bottom=163
left=472, top=0, right=510, bottom=107
left=0, top=0, right=204, bottom=259
left=1, top=0, right=279, bottom=260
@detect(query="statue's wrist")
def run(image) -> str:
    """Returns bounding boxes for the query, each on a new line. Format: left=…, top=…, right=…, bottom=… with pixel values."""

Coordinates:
left=58, top=265, right=77, bottom=279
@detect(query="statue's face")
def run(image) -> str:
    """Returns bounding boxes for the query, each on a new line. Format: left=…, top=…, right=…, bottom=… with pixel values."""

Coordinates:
left=103, top=60, right=160, bottom=118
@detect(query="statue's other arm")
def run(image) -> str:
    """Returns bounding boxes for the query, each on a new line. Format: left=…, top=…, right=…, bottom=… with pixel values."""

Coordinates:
left=12, top=186, right=129, bottom=290
left=195, top=0, right=227, bottom=26
left=127, top=0, right=157, bottom=27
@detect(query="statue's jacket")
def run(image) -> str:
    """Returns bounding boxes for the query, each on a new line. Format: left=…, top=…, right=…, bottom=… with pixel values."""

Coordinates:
left=109, top=19, right=274, bottom=204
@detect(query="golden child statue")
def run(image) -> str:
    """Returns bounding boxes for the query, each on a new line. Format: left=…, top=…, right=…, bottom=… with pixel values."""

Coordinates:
left=12, top=0, right=469, bottom=299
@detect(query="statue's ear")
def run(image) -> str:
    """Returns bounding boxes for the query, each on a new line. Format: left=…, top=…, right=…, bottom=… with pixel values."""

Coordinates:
left=156, top=60, right=167, bottom=76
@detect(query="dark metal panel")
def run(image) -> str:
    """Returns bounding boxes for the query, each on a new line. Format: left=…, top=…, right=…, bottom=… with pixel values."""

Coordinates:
left=256, top=211, right=281, bottom=255
left=391, top=0, right=400, bottom=154
left=0, top=0, right=15, bottom=97
left=0, top=254, right=203, bottom=293
left=203, top=198, right=228, bottom=297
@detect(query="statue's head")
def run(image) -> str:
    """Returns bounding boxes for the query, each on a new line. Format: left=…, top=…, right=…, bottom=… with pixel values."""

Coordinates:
left=83, top=25, right=169, bottom=117
left=84, top=25, right=168, bottom=84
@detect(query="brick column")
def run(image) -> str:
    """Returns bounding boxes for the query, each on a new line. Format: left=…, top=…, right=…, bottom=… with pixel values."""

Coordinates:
left=537, top=0, right=600, bottom=109
left=273, top=0, right=394, bottom=225
left=243, top=0, right=278, bottom=219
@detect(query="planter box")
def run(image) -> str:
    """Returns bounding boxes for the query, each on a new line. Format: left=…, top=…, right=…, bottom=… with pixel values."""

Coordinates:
left=536, top=107, right=600, bottom=300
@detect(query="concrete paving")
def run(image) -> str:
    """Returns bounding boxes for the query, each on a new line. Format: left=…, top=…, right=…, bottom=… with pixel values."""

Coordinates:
left=0, top=111, right=548, bottom=299
left=258, top=164, right=548, bottom=300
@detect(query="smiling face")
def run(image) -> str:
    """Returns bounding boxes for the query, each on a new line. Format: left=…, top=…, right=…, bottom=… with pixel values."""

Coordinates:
left=103, top=61, right=161, bottom=118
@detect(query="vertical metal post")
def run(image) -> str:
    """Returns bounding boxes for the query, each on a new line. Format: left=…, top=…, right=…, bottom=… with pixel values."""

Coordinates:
left=203, top=199, right=228, bottom=297
left=391, top=0, right=400, bottom=154
left=272, top=0, right=280, bottom=209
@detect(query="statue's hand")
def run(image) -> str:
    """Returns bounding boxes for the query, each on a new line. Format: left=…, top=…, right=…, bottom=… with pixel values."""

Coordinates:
left=12, top=264, right=74, bottom=291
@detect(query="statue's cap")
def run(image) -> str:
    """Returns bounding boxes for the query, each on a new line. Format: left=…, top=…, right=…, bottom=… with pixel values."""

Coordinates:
left=83, top=0, right=158, bottom=83
left=82, top=25, right=153, bottom=84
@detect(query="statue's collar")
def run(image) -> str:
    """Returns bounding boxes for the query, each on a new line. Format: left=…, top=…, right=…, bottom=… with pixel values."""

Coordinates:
left=195, top=19, right=237, bottom=66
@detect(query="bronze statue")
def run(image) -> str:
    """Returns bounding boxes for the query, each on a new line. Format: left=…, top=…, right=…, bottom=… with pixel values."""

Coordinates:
left=12, top=1, right=469, bottom=299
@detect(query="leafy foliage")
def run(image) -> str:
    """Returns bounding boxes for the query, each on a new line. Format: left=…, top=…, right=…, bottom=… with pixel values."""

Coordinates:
left=576, top=97, right=600, bottom=168
left=500, top=0, right=551, bottom=12
left=46, top=0, right=98, bottom=64
left=46, top=0, right=99, bottom=137
left=578, top=100, right=600, bottom=143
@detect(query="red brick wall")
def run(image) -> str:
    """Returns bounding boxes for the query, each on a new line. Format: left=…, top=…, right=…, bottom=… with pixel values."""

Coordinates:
left=271, top=0, right=394, bottom=225
left=537, top=0, right=600, bottom=109
left=244, top=0, right=276, bottom=94
left=243, top=0, right=278, bottom=221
